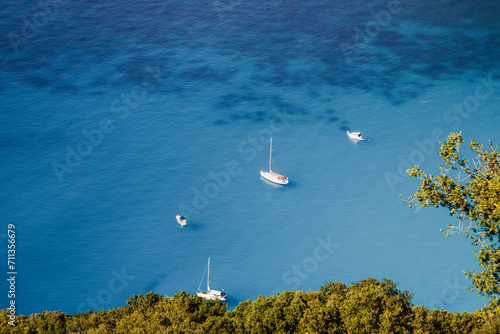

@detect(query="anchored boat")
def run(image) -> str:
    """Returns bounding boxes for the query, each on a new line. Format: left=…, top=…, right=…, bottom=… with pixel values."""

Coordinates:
left=196, top=257, right=226, bottom=301
left=346, top=130, right=365, bottom=141
left=260, top=138, right=289, bottom=185
left=176, top=215, right=187, bottom=226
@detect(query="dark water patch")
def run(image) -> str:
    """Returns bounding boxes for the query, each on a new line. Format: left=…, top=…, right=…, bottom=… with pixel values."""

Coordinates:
left=382, top=89, right=394, bottom=100
left=451, top=32, right=482, bottom=51
left=253, top=110, right=265, bottom=122
left=391, top=98, right=405, bottom=106
left=378, top=76, right=396, bottom=91
left=487, top=33, right=500, bottom=48
left=325, top=109, right=336, bottom=115
left=264, top=70, right=291, bottom=87
left=239, top=90, right=258, bottom=101
left=21, top=75, right=51, bottom=88
left=216, top=91, right=258, bottom=109
left=0, top=137, right=19, bottom=149
left=53, top=84, right=79, bottom=95
left=400, top=90, right=419, bottom=99
left=185, top=39, right=209, bottom=50
left=255, top=59, right=271, bottom=72
left=11, top=56, right=53, bottom=73
left=89, top=77, right=109, bottom=89
left=339, top=124, right=349, bottom=132
left=214, top=119, right=229, bottom=125
left=308, top=91, right=320, bottom=98
left=287, top=73, right=309, bottom=86
left=217, top=34, right=258, bottom=55
left=375, top=30, right=412, bottom=50
left=359, top=82, right=375, bottom=92
left=425, top=64, right=450, bottom=80
left=3, top=0, right=500, bottom=122
left=232, top=111, right=265, bottom=123
left=221, top=105, right=297, bottom=125
left=189, top=58, right=205, bottom=65
left=180, top=66, right=227, bottom=83
left=271, top=97, right=308, bottom=115
left=256, top=110, right=266, bottom=118
left=223, top=67, right=239, bottom=78
left=114, top=56, right=166, bottom=85
left=0, top=131, right=59, bottom=151
left=217, top=94, right=241, bottom=109
left=1, top=57, right=25, bottom=74
left=163, top=85, right=184, bottom=94
left=341, top=74, right=365, bottom=88
left=328, top=117, right=339, bottom=123
left=396, top=0, right=500, bottom=29
left=414, top=33, right=440, bottom=42
left=451, top=55, right=470, bottom=69
left=408, top=81, right=433, bottom=91
left=232, top=112, right=266, bottom=122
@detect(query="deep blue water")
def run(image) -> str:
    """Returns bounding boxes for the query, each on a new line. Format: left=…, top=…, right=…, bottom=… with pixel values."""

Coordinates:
left=1, top=0, right=500, bottom=316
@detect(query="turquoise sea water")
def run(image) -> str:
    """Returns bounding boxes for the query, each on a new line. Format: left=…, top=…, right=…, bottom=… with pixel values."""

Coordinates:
left=1, top=0, right=500, bottom=315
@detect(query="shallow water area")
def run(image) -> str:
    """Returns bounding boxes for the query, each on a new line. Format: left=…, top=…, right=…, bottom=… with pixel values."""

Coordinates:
left=1, top=0, right=500, bottom=315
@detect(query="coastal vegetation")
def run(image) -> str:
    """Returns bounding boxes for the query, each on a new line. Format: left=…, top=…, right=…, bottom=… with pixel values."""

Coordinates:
left=3, top=133, right=499, bottom=333
left=2, top=278, right=500, bottom=333
left=405, top=132, right=500, bottom=303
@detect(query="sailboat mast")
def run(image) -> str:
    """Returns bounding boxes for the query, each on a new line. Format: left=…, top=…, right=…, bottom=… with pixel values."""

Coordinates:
left=269, top=138, right=272, bottom=172
left=207, top=257, right=210, bottom=291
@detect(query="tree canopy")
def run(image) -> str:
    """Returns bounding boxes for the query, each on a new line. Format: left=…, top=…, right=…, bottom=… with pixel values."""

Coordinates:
left=2, top=278, right=500, bottom=333
left=404, top=132, right=500, bottom=301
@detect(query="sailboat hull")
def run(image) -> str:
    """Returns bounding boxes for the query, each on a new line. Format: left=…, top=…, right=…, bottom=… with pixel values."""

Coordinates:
left=197, top=257, right=226, bottom=302
left=196, top=291, right=226, bottom=301
left=260, top=170, right=289, bottom=185
left=260, top=138, right=289, bottom=185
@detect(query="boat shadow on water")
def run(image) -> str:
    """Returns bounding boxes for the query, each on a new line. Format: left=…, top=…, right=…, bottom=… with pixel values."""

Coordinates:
left=177, top=220, right=205, bottom=231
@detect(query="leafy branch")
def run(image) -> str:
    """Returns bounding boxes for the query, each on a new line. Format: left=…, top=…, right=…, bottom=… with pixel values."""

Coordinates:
left=404, top=132, right=500, bottom=300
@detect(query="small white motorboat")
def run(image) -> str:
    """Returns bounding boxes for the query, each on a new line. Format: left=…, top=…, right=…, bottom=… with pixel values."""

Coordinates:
left=346, top=130, right=365, bottom=141
left=176, top=215, right=187, bottom=226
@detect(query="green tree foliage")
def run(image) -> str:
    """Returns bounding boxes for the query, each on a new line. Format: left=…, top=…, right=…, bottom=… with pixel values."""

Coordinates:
left=341, top=278, right=413, bottom=334
left=404, top=132, right=500, bottom=300
left=1, top=279, right=497, bottom=333
left=228, top=289, right=345, bottom=334
left=412, top=306, right=481, bottom=334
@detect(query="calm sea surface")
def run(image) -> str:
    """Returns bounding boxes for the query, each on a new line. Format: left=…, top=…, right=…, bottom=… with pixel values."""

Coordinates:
left=1, top=0, right=500, bottom=315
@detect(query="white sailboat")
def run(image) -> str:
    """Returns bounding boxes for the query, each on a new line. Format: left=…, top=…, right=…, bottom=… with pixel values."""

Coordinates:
left=196, top=257, right=226, bottom=301
left=260, top=138, right=289, bottom=185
